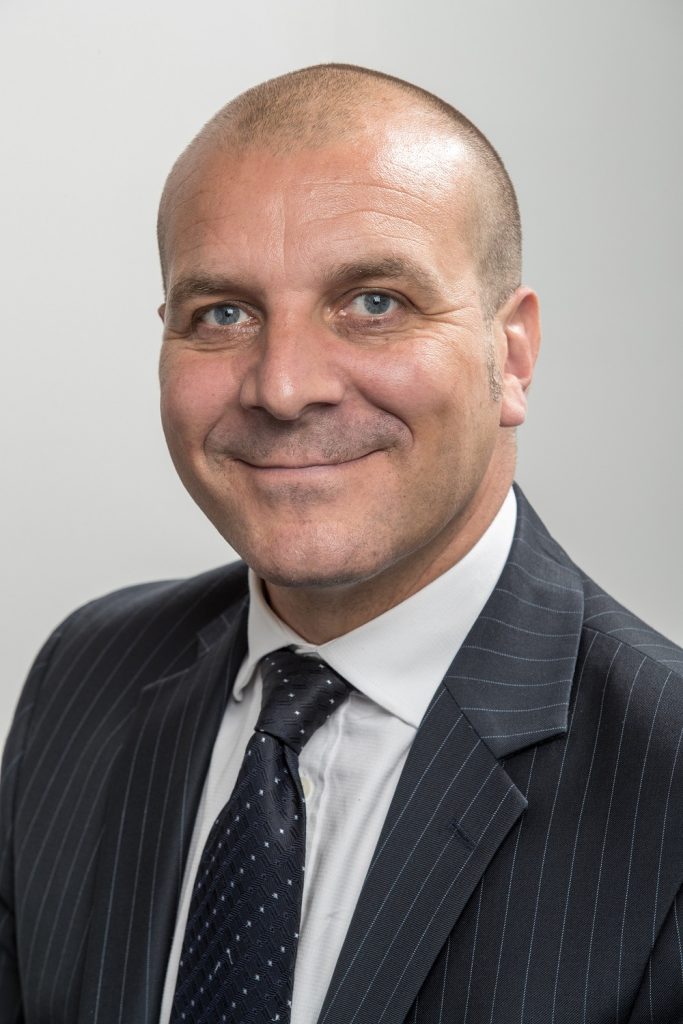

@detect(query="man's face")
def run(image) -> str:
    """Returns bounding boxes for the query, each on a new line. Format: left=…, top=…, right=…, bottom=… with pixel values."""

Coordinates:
left=159, top=126, right=526, bottom=595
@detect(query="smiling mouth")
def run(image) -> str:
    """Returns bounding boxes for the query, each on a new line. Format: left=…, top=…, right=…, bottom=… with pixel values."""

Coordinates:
left=236, top=452, right=376, bottom=470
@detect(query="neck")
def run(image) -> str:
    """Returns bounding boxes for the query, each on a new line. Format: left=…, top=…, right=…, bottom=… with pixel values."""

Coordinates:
left=263, top=445, right=516, bottom=644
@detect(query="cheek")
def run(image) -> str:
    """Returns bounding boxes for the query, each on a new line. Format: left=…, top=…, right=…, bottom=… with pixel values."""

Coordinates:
left=160, top=352, right=237, bottom=444
left=361, top=344, right=484, bottom=437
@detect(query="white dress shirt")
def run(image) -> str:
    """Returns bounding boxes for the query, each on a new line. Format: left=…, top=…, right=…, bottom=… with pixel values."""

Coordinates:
left=160, top=488, right=517, bottom=1024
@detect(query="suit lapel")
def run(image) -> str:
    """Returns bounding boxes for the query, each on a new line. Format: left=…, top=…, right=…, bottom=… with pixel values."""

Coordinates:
left=77, top=596, right=248, bottom=1024
left=318, top=684, right=527, bottom=1024
left=318, top=488, right=585, bottom=1024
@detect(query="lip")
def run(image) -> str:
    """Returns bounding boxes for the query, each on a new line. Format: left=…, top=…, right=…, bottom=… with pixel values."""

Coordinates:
left=236, top=452, right=376, bottom=473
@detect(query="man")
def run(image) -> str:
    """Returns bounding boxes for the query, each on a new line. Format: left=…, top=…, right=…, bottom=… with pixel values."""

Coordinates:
left=2, top=63, right=682, bottom=1024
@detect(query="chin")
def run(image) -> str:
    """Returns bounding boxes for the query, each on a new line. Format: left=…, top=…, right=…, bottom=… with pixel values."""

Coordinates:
left=245, top=553, right=378, bottom=591
left=230, top=526, right=392, bottom=592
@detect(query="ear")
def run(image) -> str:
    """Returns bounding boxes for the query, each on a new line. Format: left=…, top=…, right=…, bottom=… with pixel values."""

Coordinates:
left=495, top=286, right=541, bottom=428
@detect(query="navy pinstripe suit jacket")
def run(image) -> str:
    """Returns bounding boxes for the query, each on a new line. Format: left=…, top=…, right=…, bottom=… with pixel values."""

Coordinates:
left=2, top=486, right=683, bottom=1024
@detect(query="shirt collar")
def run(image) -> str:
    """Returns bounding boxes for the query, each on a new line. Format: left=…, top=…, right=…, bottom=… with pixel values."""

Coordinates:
left=235, top=488, right=517, bottom=729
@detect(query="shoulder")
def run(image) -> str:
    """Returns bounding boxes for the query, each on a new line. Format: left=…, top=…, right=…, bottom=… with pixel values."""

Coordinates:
left=54, top=560, right=250, bottom=652
left=516, top=485, right=682, bottom=672
left=11, top=561, right=250, bottom=743
left=515, top=485, right=683, bottom=740
left=576, top=573, right=683, bottom=750
left=1, top=562, right=248, bottom=839
left=579, top=571, right=683, bottom=674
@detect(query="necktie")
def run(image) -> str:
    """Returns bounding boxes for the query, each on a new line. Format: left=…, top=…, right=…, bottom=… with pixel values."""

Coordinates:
left=171, top=649, right=353, bottom=1024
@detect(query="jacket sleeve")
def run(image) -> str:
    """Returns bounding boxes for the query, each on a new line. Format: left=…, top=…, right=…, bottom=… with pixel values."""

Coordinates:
left=0, top=625, right=67, bottom=1024
left=626, top=882, right=683, bottom=1023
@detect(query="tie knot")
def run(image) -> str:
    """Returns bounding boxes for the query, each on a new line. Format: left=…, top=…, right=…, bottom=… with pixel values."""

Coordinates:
left=256, top=649, right=352, bottom=754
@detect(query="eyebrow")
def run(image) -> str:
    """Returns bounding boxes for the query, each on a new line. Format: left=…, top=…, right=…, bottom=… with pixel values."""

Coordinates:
left=165, top=255, right=444, bottom=312
left=166, top=273, right=248, bottom=311
left=320, top=256, right=444, bottom=304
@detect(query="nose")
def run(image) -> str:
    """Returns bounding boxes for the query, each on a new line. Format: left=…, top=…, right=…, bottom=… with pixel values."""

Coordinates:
left=239, top=313, right=346, bottom=420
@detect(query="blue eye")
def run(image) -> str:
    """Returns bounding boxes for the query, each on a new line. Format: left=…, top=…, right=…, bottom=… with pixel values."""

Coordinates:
left=351, top=293, right=397, bottom=316
left=201, top=304, right=247, bottom=326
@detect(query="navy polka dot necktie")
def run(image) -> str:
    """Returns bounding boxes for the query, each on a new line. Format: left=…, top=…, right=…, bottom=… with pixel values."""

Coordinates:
left=170, top=649, right=353, bottom=1024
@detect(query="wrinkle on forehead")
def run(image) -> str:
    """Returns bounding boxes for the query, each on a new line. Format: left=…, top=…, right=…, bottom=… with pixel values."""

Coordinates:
left=171, top=124, right=471, bottom=222
left=293, top=187, right=437, bottom=227
left=163, top=131, right=478, bottom=294
left=289, top=130, right=472, bottom=200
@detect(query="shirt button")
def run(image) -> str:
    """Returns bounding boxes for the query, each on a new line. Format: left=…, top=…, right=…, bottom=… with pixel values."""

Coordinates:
left=301, top=776, right=314, bottom=800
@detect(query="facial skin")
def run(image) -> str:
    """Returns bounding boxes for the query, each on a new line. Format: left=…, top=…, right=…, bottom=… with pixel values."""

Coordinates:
left=159, top=116, right=540, bottom=641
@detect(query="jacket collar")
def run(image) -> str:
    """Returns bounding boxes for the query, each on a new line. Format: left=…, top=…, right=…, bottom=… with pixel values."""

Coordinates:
left=443, top=483, right=584, bottom=758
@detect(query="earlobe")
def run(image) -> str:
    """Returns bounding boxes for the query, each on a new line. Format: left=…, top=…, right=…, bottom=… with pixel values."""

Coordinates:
left=497, top=287, right=541, bottom=428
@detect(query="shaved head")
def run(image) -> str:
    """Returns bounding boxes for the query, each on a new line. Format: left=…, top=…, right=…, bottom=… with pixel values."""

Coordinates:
left=157, top=64, right=522, bottom=320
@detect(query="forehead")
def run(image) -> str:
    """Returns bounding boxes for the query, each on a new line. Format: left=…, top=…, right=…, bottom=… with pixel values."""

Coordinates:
left=162, top=131, right=476, bottom=290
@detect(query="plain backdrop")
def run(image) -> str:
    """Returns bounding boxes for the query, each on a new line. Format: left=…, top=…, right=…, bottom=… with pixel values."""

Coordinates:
left=1, top=0, right=681, bottom=748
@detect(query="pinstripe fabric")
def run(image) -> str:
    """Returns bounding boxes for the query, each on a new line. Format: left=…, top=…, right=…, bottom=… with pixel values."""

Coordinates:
left=2, top=486, right=683, bottom=1024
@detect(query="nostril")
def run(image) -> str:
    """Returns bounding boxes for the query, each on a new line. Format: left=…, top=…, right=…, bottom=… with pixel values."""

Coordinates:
left=239, top=342, right=345, bottom=420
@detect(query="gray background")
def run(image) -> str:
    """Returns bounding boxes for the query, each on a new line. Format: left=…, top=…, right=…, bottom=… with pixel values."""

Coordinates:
left=1, top=0, right=681, bottom=747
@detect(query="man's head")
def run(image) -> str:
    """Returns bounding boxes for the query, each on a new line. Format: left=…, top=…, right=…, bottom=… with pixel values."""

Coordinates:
left=157, top=64, right=540, bottom=637
left=158, top=64, right=522, bottom=324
